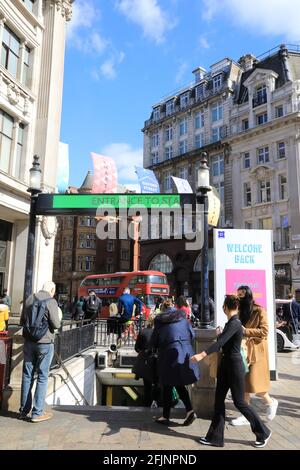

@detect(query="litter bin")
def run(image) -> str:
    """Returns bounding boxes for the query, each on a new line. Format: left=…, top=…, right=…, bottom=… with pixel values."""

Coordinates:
left=0, top=333, right=13, bottom=406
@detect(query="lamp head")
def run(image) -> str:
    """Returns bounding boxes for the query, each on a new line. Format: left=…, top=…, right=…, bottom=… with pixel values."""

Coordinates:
left=28, top=155, right=42, bottom=194
left=197, top=152, right=211, bottom=192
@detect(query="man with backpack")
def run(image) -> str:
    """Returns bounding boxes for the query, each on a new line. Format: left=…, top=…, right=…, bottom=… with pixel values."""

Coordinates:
left=83, top=291, right=102, bottom=321
left=19, top=281, right=61, bottom=422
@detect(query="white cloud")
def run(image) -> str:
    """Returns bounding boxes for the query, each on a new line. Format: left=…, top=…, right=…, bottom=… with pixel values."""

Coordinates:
left=175, top=62, right=189, bottom=84
left=101, top=143, right=143, bottom=183
left=116, top=0, right=174, bottom=44
left=201, top=0, right=300, bottom=40
left=123, top=183, right=141, bottom=192
left=199, top=35, right=210, bottom=49
left=100, top=59, right=117, bottom=80
left=201, top=0, right=219, bottom=21
left=89, top=32, right=108, bottom=55
left=67, top=0, right=96, bottom=39
left=96, top=51, right=126, bottom=80
left=67, top=0, right=108, bottom=55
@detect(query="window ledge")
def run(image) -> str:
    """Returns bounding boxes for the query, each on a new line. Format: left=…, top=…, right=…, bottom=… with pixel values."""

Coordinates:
left=277, top=198, right=289, bottom=203
left=248, top=201, right=273, bottom=208
left=11, top=0, right=45, bottom=30
left=0, top=65, right=36, bottom=100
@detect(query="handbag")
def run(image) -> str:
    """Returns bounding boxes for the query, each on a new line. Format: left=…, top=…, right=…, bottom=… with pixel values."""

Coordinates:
left=132, top=350, right=158, bottom=383
left=171, top=387, right=179, bottom=407
left=240, top=345, right=249, bottom=374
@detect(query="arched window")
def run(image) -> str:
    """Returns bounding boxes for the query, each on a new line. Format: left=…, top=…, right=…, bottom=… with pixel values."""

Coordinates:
left=193, top=250, right=214, bottom=271
left=193, top=254, right=201, bottom=272
left=149, top=253, right=173, bottom=274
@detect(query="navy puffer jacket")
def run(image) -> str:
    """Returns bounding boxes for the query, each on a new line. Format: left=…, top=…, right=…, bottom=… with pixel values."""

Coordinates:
left=150, top=310, right=200, bottom=386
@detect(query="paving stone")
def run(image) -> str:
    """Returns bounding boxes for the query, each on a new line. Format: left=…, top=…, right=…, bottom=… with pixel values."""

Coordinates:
left=0, top=352, right=299, bottom=450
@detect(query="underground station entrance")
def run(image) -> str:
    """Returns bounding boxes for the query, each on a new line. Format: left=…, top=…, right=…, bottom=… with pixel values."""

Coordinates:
left=35, top=192, right=199, bottom=407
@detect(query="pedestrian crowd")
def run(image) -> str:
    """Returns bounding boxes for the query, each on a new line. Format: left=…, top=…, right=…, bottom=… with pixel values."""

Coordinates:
left=5, top=279, right=299, bottom=449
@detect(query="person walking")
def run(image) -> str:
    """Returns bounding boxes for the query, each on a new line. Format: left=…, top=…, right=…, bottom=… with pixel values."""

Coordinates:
left=290, top=289, right=300, bottom=345
left=19, top=281, right=61, bottom=422
left=176, top=295, right=191, bottom=320
left=231, top=285, right=278, bottom=426
left=132, top=316, right=160, bottom=407
left=72, top=296, right=85, bottom=321
left=150, top=299, right=199, bottom=426
left=84, top=291, right=102, bottom=321
left=191, top=295, right=271, bottom=448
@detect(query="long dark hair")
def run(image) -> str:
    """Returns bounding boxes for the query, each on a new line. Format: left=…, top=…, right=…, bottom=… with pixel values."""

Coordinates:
left=176, top=295, right=189, bottom=308
left=237, top=285, right=254, bottom=326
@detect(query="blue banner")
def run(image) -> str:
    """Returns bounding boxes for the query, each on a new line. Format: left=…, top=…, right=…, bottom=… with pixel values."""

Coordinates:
left=135, top=167, right=160, bottom=193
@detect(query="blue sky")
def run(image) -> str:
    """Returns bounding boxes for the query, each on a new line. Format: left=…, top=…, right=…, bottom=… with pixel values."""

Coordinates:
left=60, top=0, right=300, bottom=188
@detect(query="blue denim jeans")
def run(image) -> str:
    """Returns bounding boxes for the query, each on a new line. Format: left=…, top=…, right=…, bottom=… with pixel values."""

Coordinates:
left=20, top=341, right=54, bottom=418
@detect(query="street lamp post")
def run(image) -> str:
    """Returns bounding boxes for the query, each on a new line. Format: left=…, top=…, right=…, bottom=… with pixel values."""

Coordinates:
left=190, top=151, right=216, bottom=418
left=197, top=152, right=212, bottom=328
left=22, top=155, right=42, bottom=308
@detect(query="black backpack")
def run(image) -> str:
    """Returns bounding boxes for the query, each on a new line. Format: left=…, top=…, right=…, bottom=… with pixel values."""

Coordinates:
left=86, top=296, right=98, bottom=313
left=23, top=296, right=52, bottom=342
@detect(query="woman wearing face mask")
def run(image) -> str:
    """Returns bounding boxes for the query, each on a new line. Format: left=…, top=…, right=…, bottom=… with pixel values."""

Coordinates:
left=231, top=286, right=278, bottom=426
left=190, top=295, right=271, bottom=448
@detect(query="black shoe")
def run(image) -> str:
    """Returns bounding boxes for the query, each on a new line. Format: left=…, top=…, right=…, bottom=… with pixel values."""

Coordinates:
left=253, top=431, right=272, bottom=448
left=199, top=437, right=224, bottom=447
left=154, top=417, right=170, bottom=425
left=18, top=413, right=29, bottom=421
left=183, top=410, right=197, bottom=426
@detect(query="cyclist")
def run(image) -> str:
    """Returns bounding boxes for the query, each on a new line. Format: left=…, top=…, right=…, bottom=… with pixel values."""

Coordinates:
left=117, top=288, right=144, bottom=343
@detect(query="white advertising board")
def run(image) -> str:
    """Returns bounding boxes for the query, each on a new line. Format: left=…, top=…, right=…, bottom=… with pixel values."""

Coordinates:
left=214, top=229, right=276, bottom=376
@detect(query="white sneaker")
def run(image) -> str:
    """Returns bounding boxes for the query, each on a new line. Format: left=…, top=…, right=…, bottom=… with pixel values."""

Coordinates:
left=266, top=398, right=278, bottom=421
left=230, top=415, right=250, bottom=426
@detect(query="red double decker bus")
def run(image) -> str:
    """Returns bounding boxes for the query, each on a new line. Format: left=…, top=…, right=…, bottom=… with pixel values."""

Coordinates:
left=78, top=270, right=169, bottom=319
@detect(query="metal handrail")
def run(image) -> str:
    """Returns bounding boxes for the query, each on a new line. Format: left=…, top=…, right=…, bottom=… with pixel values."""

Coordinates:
left=95, top=318, right=148, bottom=348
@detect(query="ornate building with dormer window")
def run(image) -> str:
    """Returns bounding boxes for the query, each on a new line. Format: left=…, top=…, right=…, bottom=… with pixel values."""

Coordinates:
left=142, top=45, right=300, bottom=298
left=228, top=45, right=300, bottom=296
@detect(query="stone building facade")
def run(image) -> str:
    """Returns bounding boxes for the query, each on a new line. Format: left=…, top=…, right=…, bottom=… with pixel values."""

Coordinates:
left=228, top=46, right=300, bottom=296
left=0, top=0, right=73, bottom=313
left=141, top=45, right=300, bottom=298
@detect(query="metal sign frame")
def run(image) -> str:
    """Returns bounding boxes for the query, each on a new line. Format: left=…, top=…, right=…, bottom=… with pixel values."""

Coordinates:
left=35, top=193, right=197, bottom=215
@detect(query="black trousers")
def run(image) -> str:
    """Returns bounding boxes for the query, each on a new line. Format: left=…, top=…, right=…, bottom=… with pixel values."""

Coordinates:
left=206, top=354, right=270, bottom=446
left=162, top=385, right=192, bottom=419
left=143, top=379, right=161, bottom=407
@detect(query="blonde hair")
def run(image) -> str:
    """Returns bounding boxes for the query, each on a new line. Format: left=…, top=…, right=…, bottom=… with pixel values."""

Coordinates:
left=161, top=299, right=173, bottom=312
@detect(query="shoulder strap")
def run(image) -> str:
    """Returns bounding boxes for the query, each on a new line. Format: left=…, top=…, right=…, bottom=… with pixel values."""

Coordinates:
left=290, top=302, right=297, bottom=331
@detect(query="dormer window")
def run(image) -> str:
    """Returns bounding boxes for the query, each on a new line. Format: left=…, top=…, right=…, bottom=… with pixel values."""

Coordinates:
left=180, top=92, right=189, bottom=108
left=153, top=107, right=160, bottom=121
left=195, top=83, right=205, bottom=101
left=213, top=74, right=222, bottom=92
left=166, top=99, right=174, bottom=116
left=253, top=85, right=267, bottom=107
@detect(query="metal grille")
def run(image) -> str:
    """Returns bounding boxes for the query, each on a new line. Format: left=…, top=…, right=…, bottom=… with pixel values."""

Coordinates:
left=51, top=322, right=95, bottom=369
left=95, top=319, right=146, bottom=349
